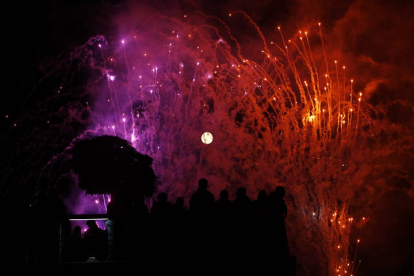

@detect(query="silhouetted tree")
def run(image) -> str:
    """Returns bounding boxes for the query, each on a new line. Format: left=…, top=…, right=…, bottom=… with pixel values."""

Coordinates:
left=70, top=135, right=158, bottom=202
left=70, top=135, right=158, bottom=260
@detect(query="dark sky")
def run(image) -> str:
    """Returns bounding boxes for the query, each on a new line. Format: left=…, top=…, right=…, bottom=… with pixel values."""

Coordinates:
left=2, top=0, right=414, bottom=274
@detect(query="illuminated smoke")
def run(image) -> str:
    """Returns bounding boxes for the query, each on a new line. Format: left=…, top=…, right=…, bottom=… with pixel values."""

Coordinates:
left=2, top=8, right=412, bottom=275
left=64, top=13, right=380, bottom=274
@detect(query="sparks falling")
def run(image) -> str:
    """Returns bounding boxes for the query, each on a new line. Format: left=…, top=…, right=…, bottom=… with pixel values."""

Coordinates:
left=4, top=12, right=393, bottom=275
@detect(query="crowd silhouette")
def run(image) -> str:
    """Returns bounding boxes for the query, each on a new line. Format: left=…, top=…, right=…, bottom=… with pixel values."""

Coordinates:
left=61, top=179, right=289, bottom=264
left=24, top=178, right=291, bottom=271
left=45, top=135, right=292, bottom=272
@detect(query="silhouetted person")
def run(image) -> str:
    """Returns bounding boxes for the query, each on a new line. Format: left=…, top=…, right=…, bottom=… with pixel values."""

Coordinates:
left=171, top=197, right=188, bottom=258
left=172, top=197, right=187, bottom=218
left=253, top=190, right=268, bottom=213
left=72, top=226, right=82, bottom=240
left=268, top=186, right=289, bottom=257
left=231, top=187, right=253, bottom=259
left=150, top=193, right=173, bottom=258
left=106, top=196, right=131, bottom=261
left=251, top=190, right=268, bottom=223
left=63, top=226, right=83, bottom=262
left=215, top=189, right=232, bottom=217
left=150, top=192, right=172, bottom=217
left=130, top=195, right=150, bottom=259
left=188, top=179, right=215, bottom=259
left=213, top=189, right=233, bottom=261
left=251, top=190, right=270, bottom=258
left=269, top=186, right=287, bottom=218
left=131, top=195, right=150, bottom=219
left=232, top=187, right=252, bottom=216
left=84, top=220, right=105, bottom=241
left=83, top=220, right=106, bottom=260
left=189, top=178, right=215, bottom=216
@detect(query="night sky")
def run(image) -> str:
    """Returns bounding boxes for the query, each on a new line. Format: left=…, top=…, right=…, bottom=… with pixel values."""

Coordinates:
left=2, top=0, right=413, bottom=274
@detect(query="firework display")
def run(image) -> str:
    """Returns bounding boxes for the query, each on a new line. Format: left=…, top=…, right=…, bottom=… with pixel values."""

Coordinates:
left=1, top=8, right=412, bottom=275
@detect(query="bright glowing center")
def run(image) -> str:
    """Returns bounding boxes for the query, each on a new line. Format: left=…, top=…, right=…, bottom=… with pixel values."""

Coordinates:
left=201, top=132, right=213, bottom=144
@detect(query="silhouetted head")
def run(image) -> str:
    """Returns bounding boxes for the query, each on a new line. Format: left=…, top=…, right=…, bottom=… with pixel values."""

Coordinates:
left=198, top=178, right=208, bottom=190
left=73, top=226, right=82, bottom=235
left=275, top=186, right=285, bottom=198
left=220, top=189, right=229, bottom=200
left=175, top=197, right=184, bottom=207
left=237, top=187, right=247, bottom=198
left=86, top=220, right=97, bottom=228
left=257, top=190, right=267, bottom=202
left=157, top=192, right=168, bottom=203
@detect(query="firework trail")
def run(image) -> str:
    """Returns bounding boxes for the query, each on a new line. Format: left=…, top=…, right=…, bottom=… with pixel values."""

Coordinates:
left=1, top=11, right=411, bottom=275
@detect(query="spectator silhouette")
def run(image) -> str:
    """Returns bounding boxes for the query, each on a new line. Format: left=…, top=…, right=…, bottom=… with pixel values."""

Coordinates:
left=269, top=186, right=287, bottom=218
left=251, top=190, right=270, bottom=258
left=131, top=195, right=150, bottom=218
left=232, top=187, right=252, bottom=216
left=172, top=197, right=187, bottom=218
left=84, top=220, right=106, bottom=260
left=150, top=192, right=172, bottom=217
left=72, top=226, right=82, bottom=240
left=213, top=189, right=233, bottom=261
left=106, top=196, right=131, bottom=261
left=150, top=192, right=173, bottom=258
left=215, top=189, right=232, bottom=217
left=188, top=179, right=215, bottom=259
left=189, top=178, right=215, bottom=216
left=130, top=195, right=150, bottom=259
left=230, top=187, right=253, bottom=259
left=171, top=197, right=188, bottom=258
left=84, top=220, right=105, bottom=241
left=253, top=190, right=268, bottom=213
left=64, top=226, right=84, bottom=262
left=268, top=186, right=289, bottom=257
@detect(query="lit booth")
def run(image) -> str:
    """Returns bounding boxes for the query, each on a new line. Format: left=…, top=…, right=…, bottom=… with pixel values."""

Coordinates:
left=61, top=214, right=108, bottom=262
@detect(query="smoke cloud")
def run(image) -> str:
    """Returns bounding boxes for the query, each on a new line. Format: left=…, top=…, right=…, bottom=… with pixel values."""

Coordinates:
left=1, top=0, right=413, bottom=274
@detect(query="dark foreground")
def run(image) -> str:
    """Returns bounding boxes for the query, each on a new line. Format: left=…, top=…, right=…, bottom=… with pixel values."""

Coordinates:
left=22, top=256, right=296, bottom=275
